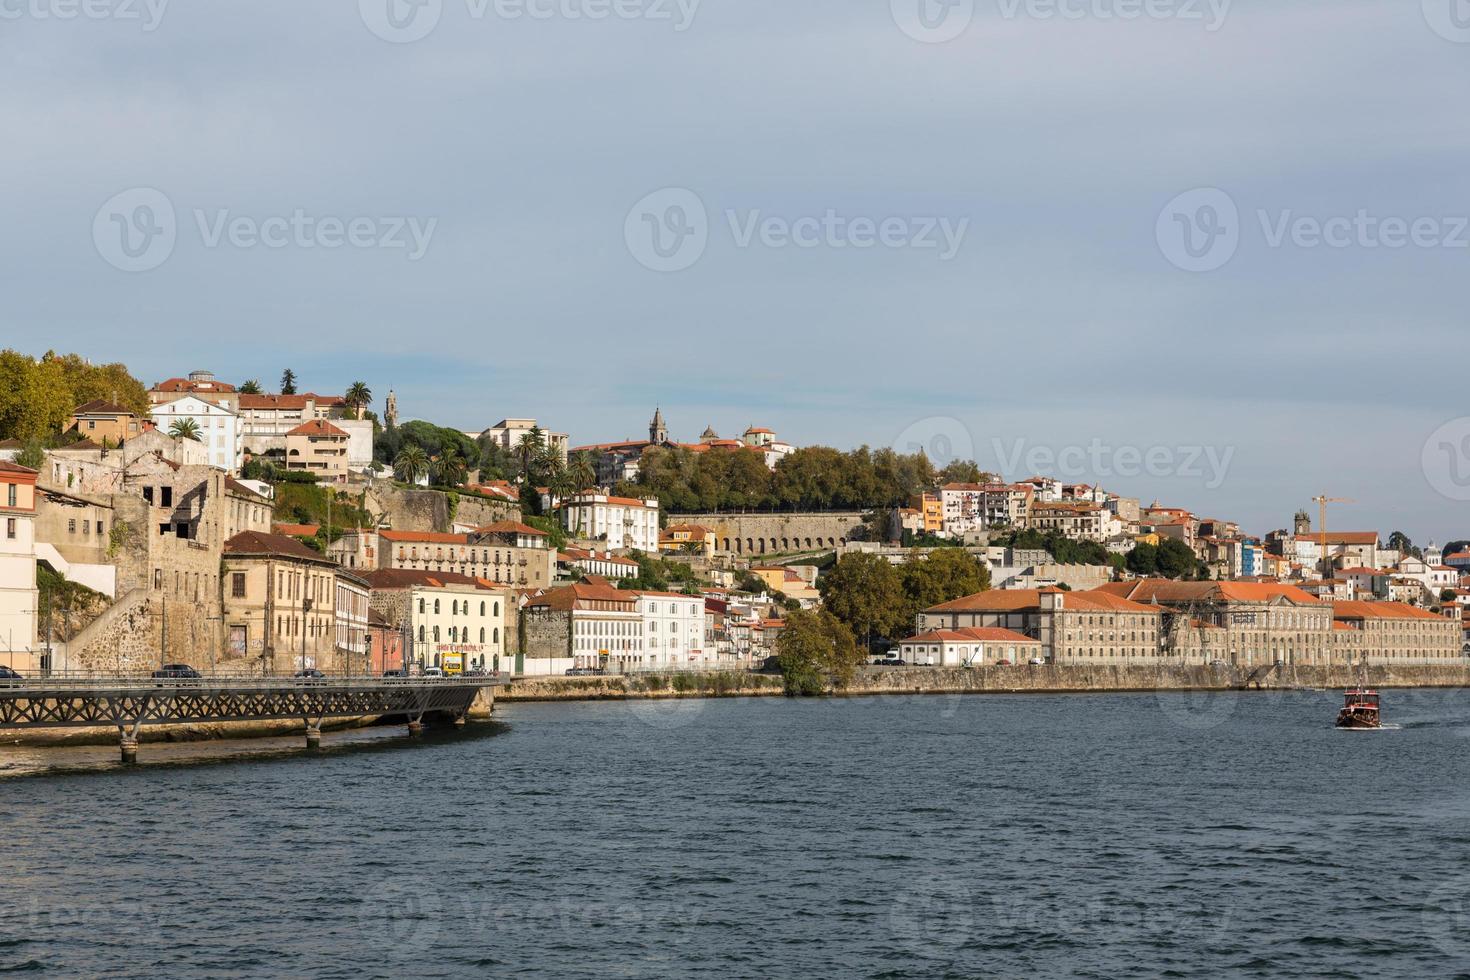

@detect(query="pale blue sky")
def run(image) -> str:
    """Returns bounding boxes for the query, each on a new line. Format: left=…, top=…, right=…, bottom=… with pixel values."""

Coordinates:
left=3, top=0, right=1467, bottom=541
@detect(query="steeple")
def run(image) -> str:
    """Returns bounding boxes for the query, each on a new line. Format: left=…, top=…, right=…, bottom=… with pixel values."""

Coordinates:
left=650, top=406, right=668, bottom=445
left=385, top=389, right=399, bottom=429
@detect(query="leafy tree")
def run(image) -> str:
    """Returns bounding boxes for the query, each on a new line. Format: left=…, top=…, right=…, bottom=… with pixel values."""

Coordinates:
left=168, top=418, right=202, bottom=441
left=280, top=369, right=297, bottom=395
left=1155, top=538, right=1199, bottom=579
left=899, top=548, right=991, bottom=627
left=345, top=381, right=372, bottom=419
left=15, top=440, right=44, bottom=470
left=0, top=349, right=148, bottom=441
left=1441, top=588, right=1457, bottom=603
left=775, top=608, right=863, bottom=696
left=936, top=460, right=993, bottom=485
left=239, top=379, right=263, bottom=395
left=817, top=552, right=907, bottom=648
left=1126, top=542, right=1158, bottom=576
left=394, top=444, right=430, bottom=484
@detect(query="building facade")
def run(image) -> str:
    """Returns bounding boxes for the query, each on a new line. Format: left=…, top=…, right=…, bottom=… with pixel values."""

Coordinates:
left=284, top=419, right=351, bottom=484
left=0, top=463, right=39, bottom=671
left=559, top=493, right=660, bottom=552
left=149, top=395, right=242, bottom=472
left=222, top=531, right=342, bottom=673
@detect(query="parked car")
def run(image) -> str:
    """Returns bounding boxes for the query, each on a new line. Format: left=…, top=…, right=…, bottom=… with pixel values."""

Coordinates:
left=423, top=667, right=444, bottom=678
left=151, top=664, right=201, bottom=679
left=877, top=656, right=907, bottom=667
left=294, top=669, right=326, bottom=683
left=1028, top=657, right=1046, bottom=666
left=463, top=668, right=488, bottom=678
left=0, top=665, right=22, bottom=681
left=1208, top=659, right=1227, bottom=668
left=382, top=669, right=406, bottom=678
left=995, top=659, right=1012, bottom=667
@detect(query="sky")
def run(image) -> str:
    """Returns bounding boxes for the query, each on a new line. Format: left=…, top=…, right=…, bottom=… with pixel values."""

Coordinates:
left=2, top=0, right=1468, bottom=542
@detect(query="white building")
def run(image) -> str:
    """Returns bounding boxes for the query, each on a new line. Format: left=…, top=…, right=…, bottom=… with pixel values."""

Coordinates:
left=334, top=571, right=371, bottom=671
left=366, top=569, right=512, bottom=675
left=637, top=590, right=707, bottom=667
left=476, top=419, right=569, bottom=461
left=0, top=462, right=38, bottom=672
left=559, top=493, right=660, bottom=552
left=150, top=395, right=242, bottom=472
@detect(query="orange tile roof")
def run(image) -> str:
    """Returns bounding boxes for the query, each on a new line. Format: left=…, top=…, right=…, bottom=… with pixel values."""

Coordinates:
left=903, top=627, right=1040, bottom=644
left=1332, top=600, right=1452, bottom=622
left=379, top=530, right=469, bottom=544
left=286, top=419, right=348, bottom=438
left=1096, top=579, right=1321, bottom=605
left=476, top=521, right=548, bottom=537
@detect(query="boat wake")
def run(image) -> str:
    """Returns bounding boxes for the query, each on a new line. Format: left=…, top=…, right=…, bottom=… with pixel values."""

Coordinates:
left=1332, top=724, right=1402, bottom=732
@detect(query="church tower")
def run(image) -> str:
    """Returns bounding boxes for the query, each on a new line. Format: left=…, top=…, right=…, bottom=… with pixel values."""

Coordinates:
left=650, top=406, right=668, bottom=446
left=385, top=389, right=399, bottom=429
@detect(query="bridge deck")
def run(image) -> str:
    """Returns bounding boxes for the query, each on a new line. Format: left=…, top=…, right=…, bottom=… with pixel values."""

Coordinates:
left=0, top=675, right=505, bottom=730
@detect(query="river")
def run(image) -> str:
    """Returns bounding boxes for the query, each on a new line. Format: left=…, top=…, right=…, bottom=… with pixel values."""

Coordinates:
left=3, top=689, right=1470, bottom=978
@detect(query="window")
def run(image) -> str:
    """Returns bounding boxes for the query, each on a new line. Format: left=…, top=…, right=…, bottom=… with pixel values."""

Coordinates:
left=5, top=518, right=13, bottom=540
left=68, top=519, right=76, bottom=533
left=480, top=628, right=486, bottom=643
left=6, top=484, right=14, bottom=507
left=231, top=573, right=246, bottom=598
left=160, top=487, right=172, bottom=507
left=419, top=597, right=425, bottom=613
left=82, top=520, right=90, bottom=535
left=434, top=599, right=440, bottom=614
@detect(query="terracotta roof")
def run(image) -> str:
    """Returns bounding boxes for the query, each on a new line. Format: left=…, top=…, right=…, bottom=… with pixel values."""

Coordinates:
left=363, top=569, right=496, bottom=591
left=223, top=531, right=331, bottom=563
left=0, top=461, right=38, bottom=479
left=902, top=627, right=1040, bottom=644
left=1095, top=579, right=1321, bottom=606
left=1299, top=531, right=1379, bottom=546
left=273, top=523, right=320, bottom=538
left=152, top=377, right=237, bottom=393
left=1332, top=600, right=1452, bottom=622
left=476, top=521, right=548, bottom=537
left=524, top=582, right=637, bottom=611
left=926, top=589, right=1160, bottom=615
left=239, top=393, right=346, bottom=411
left=379, top=530, right=469, bottom=544
left=71, top=400, right=137, bottom=416
left=286, top=419, right=348, bottom=438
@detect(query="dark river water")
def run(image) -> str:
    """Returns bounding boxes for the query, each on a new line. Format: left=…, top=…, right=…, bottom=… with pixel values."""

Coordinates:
left=4, top=689, right=1470, bottom=979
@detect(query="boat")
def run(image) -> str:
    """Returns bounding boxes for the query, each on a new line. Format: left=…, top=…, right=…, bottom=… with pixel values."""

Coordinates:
left=1335, top=688, right=1382, bottom=729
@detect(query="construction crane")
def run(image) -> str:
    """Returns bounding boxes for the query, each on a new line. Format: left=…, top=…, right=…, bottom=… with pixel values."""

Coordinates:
left=1311, top=495, right=1356, bottom=582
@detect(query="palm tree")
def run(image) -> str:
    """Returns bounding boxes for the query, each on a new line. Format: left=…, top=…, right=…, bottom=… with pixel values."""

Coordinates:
left=516, top=427, right=545, bottom=481
left=168, top=418, right=202, bottom=441
left=345, top=381, right=372, bottom=420
left=432, top=449, right=467, bottom=488
left=569, top=450, right=597, bottom=493
left=239, top=379, right=262, bottom=395
left=394, top=444, right=430, bottom=485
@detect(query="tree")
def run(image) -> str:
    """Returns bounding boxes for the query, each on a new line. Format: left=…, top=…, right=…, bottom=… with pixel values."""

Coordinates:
left=345, top=381, right=372, bottom=420
left=936, top=460, right=993, bottom=486
left=1126, top=542, right=1159, bottom=576
left=394, top=444, right=430, bottom=484
left=280, top=369, right=297, bottom=395
left=168, top=418, right=202, bottom=441
left=239, top=379, right=263, bottom=395
left=775, top=608, right=863, bottom=696
left=899, top=548, right=991, bottom=626
left=1156, top=538, right=1198, bottom=579
left=568, top=450, right=597, bottom=493
left=817, top=552, right=907, bottom=648
left=14, top=440, right=44, bottom=470
left=432, top=448, right=467, bottom=488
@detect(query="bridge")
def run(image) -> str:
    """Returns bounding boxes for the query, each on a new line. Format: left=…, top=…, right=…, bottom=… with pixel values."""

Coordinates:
left=0, top=673, right=507, bottom=763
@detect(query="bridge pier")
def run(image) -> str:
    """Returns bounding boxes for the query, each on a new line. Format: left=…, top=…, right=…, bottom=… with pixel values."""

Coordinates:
left=118, top=730, right=139, bottom=765
left=407, top=718, right=425, bottom=737
left=305, top=725, right=322, bottom=752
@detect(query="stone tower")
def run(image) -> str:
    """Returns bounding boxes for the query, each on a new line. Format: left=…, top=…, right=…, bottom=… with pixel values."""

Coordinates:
left=650, top=406, right=668, bottom=446
left=1294, top=510, right=1311, bottom=536
left=385, top=389, right=398, bottom=429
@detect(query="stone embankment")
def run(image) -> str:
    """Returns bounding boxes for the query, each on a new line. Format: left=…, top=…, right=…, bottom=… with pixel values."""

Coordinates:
left=500, top=663, right=1470, bottom=702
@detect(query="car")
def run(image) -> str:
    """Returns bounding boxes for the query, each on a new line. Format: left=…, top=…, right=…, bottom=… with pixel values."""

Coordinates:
left=382, top=669, right=406, bottom=677
left=463, top=668, right=488, bottom=678
left=294, top=669, right=326, bottom=683
left=0, top=665, right=21, bottom=681
left=1209, top=659, right=1227, bottom=668
left=423, top=667, right=444, bottom=678
left=876, top=656, right=907, bottom=667
left=151, top=664, right=201, bottom=679
left=1028, top=657, right=1046, bottom=666
left=565, top=667, right=585, bottom=676
left=995, top=659, right=1012, bottom=667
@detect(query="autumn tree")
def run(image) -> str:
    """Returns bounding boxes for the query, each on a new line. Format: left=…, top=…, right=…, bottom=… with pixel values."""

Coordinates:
left=817, top=552, right=906, bottom=648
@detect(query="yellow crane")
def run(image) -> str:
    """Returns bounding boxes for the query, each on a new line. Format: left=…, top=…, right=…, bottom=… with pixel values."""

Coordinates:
left=1311, top=495, right=1355, bottom=581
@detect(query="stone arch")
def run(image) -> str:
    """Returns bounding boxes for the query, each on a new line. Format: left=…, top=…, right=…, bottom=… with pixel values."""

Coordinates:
left=781, top=537, right=789, bottom=551
left=745, top=537, right=754, bottom=554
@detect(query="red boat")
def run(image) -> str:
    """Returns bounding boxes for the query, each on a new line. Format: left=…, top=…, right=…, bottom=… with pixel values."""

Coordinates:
left=1336, top=689, right=1381, bottom=730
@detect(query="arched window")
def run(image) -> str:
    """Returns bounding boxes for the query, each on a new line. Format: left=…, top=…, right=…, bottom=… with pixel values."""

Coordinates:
left=494, top=628, right=500, bottom=643
left=480, top=601, right=486, bottom=616
left=480, top=628, right=486, bottom=643
left=433, top=626, right=441, bottom=641
left=494, top=602, right=500, bottom=616
left=418, top=625, right=425, bottom=642
left=434, top=599, right=440, bottom=614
